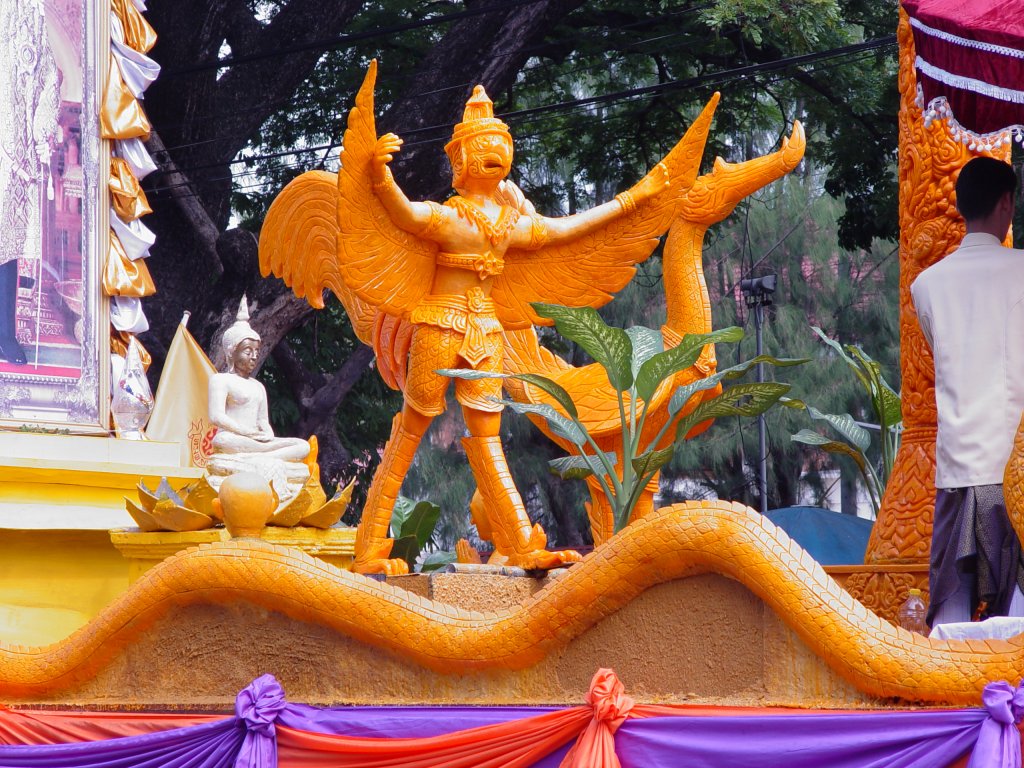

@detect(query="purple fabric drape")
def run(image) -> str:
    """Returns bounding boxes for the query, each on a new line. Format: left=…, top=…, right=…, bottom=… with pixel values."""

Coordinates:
left=969, top=681, right=1024, bottom=768
left=234, top=674, right=287, bottom=768
left=0, top=676, right=1021, bottom=768
left=277, top=704, right=559, bottom=739
left=277, top=703, right=571, bottom=767
left=616, top=709, right=986, bottom=768
left=0, top=718, right=243, bottom=768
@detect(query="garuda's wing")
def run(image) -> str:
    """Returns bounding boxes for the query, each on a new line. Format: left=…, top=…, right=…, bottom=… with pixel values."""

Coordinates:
left=492, top=93, right=720, bottom=330
left=336, top=60, right=437, bottom=318
left=258, top=168, right=412, bottom=391
left=259, top=169, right=378, bottom=346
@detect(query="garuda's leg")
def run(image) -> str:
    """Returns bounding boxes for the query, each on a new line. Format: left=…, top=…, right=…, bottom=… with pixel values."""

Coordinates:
left=353, top=403, right=431, bottom=575
left=462, top=408, right=581, bottom=570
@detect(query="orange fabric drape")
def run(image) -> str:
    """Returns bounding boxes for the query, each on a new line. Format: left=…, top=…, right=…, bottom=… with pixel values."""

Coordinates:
left=0, top=709, right=217, bottom=745
left=276, top=708, right=591, bottom=768
left=110, top=157, right=153, bottom=221
left=559, top=669, right=634, bottom=768
left=100, top=53, right=151, bottom=140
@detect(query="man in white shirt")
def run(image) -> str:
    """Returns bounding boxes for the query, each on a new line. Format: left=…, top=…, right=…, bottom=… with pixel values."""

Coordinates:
left=911, top=157, right=1024, bottom=627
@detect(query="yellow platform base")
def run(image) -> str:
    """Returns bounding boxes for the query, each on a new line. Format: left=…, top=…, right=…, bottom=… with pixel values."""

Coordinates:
left=0, top=529, right=130, bottom=647
left=109, top=526, right=356, bottom=582
left=0, top=432, right=202, bottom=647
left=0, top=432, right=201, bottom=530
left=0, top=432, right=355, bottom=647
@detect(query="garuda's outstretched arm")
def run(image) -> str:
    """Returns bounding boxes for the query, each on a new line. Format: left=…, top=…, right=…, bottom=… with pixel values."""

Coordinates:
left=515, top=162, right=670, bottom=248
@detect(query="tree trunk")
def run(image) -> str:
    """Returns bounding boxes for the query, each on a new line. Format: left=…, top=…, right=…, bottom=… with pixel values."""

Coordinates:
left=137, top=1, right=587, bottom=482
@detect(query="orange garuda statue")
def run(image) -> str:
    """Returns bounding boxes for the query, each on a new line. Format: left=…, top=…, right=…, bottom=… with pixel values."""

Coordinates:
left=260, top=61, right=712, bottom=574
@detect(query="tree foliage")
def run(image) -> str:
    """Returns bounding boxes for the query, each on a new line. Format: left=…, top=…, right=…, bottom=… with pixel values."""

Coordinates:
left=138, top=0, right=901, bottom=541
left=663, top=173, right=900, bottom=512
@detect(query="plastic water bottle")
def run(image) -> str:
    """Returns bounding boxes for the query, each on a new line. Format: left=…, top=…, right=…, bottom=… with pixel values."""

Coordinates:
left=898, top=588, right=929, bottom=634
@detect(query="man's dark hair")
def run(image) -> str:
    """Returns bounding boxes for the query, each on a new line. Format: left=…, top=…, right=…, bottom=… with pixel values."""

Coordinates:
left=955, top=157, right=1018, bottom=221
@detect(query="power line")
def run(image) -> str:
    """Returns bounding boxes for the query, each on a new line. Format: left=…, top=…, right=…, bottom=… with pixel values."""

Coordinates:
left=149, top=107, right=651, bottom=198
left=150, top=30, right=696, bottom=153
left=151, top=6, right=710, bottom=142
left=150, top=35, right=894, bottom=183
left=498, top=36, right=894, bottom=123
left=162, top=0, right=546, bottom=78
left=146, top=43, right=890, bottom=200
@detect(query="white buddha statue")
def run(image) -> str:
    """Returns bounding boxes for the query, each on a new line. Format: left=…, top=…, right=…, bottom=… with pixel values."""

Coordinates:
left=206, top=298, right=310, bottom=504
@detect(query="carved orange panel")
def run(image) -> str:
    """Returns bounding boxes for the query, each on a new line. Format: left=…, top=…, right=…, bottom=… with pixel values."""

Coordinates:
left=865, top=11, right=1009, bottom=564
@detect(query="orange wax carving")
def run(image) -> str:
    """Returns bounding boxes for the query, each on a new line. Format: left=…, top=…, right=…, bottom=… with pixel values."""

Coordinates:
left=261, top=60, right=709, bottom=572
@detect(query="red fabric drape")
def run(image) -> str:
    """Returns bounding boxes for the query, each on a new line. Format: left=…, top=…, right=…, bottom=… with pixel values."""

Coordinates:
left=276, top=708, right=591, bottom=768
left=902, top=0, right=1024, bottom=135
left=0, top=708, right=218, bottom=745
left=902, top=0, right=1024, bottom=54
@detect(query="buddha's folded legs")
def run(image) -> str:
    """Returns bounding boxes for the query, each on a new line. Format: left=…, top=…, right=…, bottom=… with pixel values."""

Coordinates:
left=211, top=431, right=310, bottom=461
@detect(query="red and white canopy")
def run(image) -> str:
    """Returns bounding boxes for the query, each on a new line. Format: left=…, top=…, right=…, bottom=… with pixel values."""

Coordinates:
left=902, top=0, right=1024, bottom=144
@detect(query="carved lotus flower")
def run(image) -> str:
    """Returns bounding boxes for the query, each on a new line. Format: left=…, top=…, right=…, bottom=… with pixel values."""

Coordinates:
left=126, top=477, right=216, bottom=532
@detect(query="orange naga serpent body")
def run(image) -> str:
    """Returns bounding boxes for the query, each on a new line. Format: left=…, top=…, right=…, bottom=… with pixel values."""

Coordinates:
left=1, top=500, right=1021, bottom=704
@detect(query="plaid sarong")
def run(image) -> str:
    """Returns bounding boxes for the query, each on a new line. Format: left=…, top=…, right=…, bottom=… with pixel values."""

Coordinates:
left=927, top=484, right=1024, bottom=626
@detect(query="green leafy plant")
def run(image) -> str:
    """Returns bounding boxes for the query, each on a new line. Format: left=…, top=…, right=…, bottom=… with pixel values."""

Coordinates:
left=789, top=326, right=902, bottom=515
left=388, top=497, right=456, bottom=572
left=442, top=303, right=806, bottom=534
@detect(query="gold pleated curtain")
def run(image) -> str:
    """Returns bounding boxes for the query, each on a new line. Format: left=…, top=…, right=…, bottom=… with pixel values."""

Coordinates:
left=101, top=0, right=160, bottom=373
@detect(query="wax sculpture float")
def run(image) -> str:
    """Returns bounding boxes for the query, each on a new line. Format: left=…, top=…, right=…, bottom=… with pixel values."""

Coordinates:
left=6, top=10, right=1024, bottom=737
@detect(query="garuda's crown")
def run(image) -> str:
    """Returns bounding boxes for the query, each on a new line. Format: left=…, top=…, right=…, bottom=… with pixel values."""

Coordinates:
left=445, top=85, right=510, bottom=155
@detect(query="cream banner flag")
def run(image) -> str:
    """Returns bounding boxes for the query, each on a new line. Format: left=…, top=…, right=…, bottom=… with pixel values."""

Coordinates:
left=147, top=313, right=217, bottom=467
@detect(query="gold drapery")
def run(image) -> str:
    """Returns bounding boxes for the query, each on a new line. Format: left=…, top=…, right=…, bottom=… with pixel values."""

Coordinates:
left=105, top=231, right=156, bottom=297
left=109, top=158, right=152, bottom=221
left=111, top=0, right=158, bottom=54
left=100, top=54, right=151, bottom=140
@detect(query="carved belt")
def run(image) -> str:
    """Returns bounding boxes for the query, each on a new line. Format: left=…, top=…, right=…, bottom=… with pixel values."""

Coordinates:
left=436, top=251, right=504, bottom=280
left=410, top=288, right=502, bottom=367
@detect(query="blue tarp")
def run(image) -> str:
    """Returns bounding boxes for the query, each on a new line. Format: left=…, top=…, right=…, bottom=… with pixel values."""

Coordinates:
left=766, top=506, right=874, bottom=566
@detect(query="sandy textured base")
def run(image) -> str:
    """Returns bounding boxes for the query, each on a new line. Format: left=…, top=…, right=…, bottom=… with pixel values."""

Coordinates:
left=3, top=573, right=869, bottom=709
left=4, top=502, right=1013, bottom=708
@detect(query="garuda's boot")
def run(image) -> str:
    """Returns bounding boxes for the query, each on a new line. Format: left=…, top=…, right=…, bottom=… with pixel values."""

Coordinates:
left=463, top=435, right=582, bottom=570
left=353, top=412, right=423, bottom=575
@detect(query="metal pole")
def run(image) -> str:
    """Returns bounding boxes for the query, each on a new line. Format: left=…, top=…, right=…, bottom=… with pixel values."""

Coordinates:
left=740, top=272, right=776, bottom=515
left=755, top=303, right=767, bottom=514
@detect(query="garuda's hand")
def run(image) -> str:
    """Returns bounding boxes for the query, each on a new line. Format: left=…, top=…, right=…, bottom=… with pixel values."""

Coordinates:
left=629, top=161, right=670, bottom=204
left=372, top=133, right=403, bottom=185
